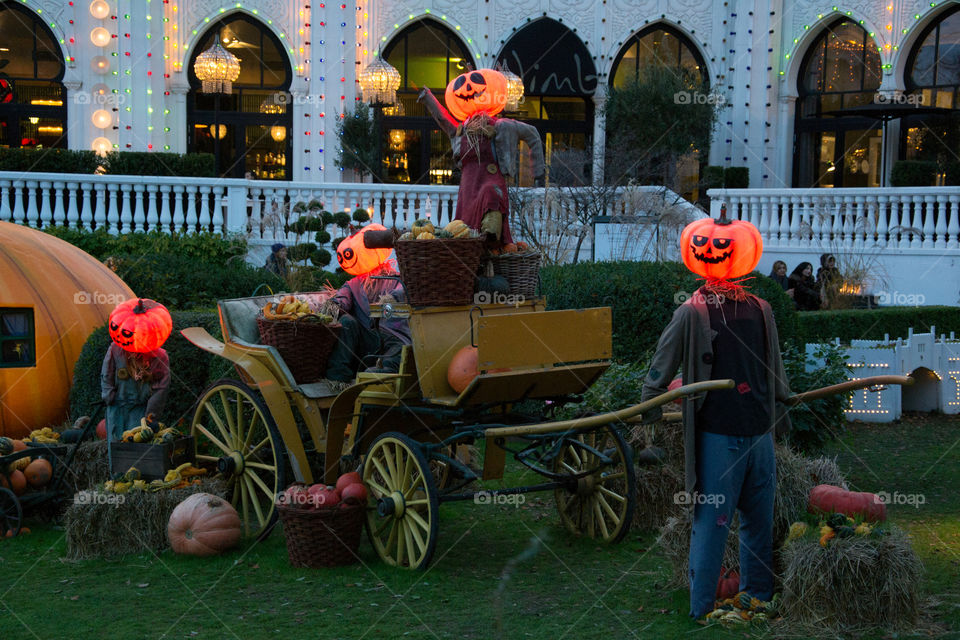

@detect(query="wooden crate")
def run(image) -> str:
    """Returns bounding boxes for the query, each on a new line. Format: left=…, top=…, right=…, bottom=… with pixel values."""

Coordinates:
left=110, top=436, right=194, bottom=481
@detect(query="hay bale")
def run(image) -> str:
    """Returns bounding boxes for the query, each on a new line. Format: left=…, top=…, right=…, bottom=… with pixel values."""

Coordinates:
left=632, top=464, right=684, bottom=532
left=63, top=440, right=110, bottom=493
left=780, top=526, right=923, bottom=633
left=64, top=478, right=228, bottom=559
left=657, top=508, right=740, bottom=586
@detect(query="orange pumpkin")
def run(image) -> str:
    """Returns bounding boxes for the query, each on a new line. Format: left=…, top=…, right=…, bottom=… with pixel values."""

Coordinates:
left=807, top=484, right=886, bottom=523
left=444, top=69, right=508, bottom=122
left=336, top=223, right=392, bottom=276
left=8, top=470, right=26, bottom=495
left=24, top=458, right=52, bottom=488
left=447, top=346, right=480, bottom=394
left=11, top=439, right=26, bottom=453
left=679, top=206, right=762, bottom=281
left=168, top=493, right=243, bottom=556
left=0, top=222, right=134, bottom=439
left=108, top=298, right=172, bottom=353
left=715, top=567, right=740, bottom=600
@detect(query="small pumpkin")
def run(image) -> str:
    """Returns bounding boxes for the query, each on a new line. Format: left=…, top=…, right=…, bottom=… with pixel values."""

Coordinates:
left=8, top=469, right=26, bottom=495
left=108, top=297, right=173, bottom=353
left=411, top=218, right=434, bottom=238
left=11, top=439, right=26, bottom=453
left=501, top=243, right=518, bottom=253
left=0, top=437, right=13, bottom=455
left=475, top=274, right=510, bottom=296
left=398, top=231, right=415, bottom=241
left=679, top=205, right=762, bottom=281
left=515, top=241, right=529, bottom=251
left=168, top=493, right=243, bottom=556
left=96, top=419, right=107, bottom=440
left=715, top=567, right=740, bottom=600
left=24, top=458, right=52, bottom=488
left=444, top=219, right=471, bottom=238
left=435, top=229, right=454, bottom=239
left=417, top=231, right=436, bottom=240
left=447, top=346, right=480, bottom=394
left=335, top=471, right=362, bottom=494
left=808, top=484, right=886, bottom=523
left=444, top=69, right=508, bottom=122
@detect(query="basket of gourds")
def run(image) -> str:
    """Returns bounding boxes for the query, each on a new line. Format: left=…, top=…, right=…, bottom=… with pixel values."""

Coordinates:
left=489, top=242, right=541, bottom=298
left=395, top=219, right=485, bottom=306
left=256, top=295, right=340, bottom=384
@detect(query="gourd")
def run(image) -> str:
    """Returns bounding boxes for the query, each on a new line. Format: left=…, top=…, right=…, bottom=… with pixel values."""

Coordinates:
left=715, top=567, right=740, bottom=600
left=447, top=346, right=480, bottom=394
left=808, top=484, right=886, bottom=523
left=475, top=274, right=510, bottom=296
left=444, top=220, right=471, bottom=238
left=411, top=218, right=434, bottom=238
left=167, top=493, right=243, bottom=556
left=435, top=229, right=454, bottom=239
left=0, top=437, right=13, bottom=455
left=24, top=458, right=52, bottom=488
left=417, top=232, right=436, bottom=240
left=8, top=469, right=26, bottom=495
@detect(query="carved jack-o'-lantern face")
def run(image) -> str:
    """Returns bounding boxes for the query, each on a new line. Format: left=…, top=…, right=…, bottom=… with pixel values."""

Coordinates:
left=108, top=298, right=173, bottom=353
left=444, top=69, right=508, bottom=122
left=336, top=223, right=393, bottom=276
left=679, top=211, right=762, bottom=280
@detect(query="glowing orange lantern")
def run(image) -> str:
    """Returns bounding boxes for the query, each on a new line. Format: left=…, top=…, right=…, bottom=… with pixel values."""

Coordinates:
left=444, top=69, right=508, bottom=122
left=108, top=298, right=173, bottom=353
left=679, top=207, right=762, bottom=280
left=336, top=223, right=393, bottom=276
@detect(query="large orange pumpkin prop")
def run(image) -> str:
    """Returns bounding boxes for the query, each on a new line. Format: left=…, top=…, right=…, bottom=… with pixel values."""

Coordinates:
left=680, top=206, right=762, bottom=281
left=0, top=222, right=134, bottom=438
left=108, top=298, right=172, bottom=353
left=444, top=69, right=508, bottom=122
left=336, top=223, right=393, bottom=276
left=168, top=493, right=243, bottom=556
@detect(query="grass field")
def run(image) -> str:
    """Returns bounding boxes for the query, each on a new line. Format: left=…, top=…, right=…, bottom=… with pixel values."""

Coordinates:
left=0, top=416, right=957, bottom=639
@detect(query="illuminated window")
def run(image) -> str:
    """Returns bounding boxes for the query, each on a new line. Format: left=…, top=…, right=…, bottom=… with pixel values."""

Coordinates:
left=610, top=25, right=707, bottom=89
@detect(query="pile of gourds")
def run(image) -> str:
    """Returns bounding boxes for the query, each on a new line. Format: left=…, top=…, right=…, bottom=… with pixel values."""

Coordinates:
left=400, top=219, right=477, bottom=240
left=104, top=463, right=207, bottom=494
left=24, top=427, right=60, bottom=445
left=260, top=295, right=334, bottom=324
left=120, top=416, right=183, bottom=445
left=705, top=592, right=780, bottom=625
left=0, top=437, right=54, bottom=493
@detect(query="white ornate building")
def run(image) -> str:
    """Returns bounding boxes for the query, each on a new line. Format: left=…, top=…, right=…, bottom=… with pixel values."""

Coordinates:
left=2, top=0, right=959, bottom=189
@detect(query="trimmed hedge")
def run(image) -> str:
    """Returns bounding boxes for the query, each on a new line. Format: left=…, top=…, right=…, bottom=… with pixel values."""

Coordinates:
left=540, top=261, right=797, bottom=363
left=70, top=311, right=232, bottom=428
left=103, top=151, right=215, bottom=177
left=796, top=306, right=960, bottom=345
left=44, top=227, right=247, bottom=266
left=0, top=148, right=100, bottom=173
left=890, top=160, right=937, bottom=187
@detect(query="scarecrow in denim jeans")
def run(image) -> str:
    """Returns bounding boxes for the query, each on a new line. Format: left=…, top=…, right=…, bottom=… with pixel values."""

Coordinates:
left=640, top=210, right=792, bottom=619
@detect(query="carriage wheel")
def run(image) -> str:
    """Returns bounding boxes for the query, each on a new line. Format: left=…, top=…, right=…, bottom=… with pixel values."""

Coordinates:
left=362, top=432, right=439, bottom=570
left=191, top=379, right=287, bottom=539
left=0, top=487, right=22, bottom=537
left=553, top=426, right=635, bottom=543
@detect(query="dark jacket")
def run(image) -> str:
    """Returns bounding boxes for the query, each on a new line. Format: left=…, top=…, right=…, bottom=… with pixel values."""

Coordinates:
left=768, top=270, right=790, bottom=291
left=788, top=267, right=821, bottom=311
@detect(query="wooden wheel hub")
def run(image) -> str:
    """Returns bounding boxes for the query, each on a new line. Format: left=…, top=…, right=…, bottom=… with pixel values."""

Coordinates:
left=575, top=474, right=597, bottom=496
left=377, top=491, right=406, bottom=518
left=217, top=451, right=246, bottom=475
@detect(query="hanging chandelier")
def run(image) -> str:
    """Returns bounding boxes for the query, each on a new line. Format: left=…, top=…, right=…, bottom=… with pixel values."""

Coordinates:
left=358, top=57, right=401, bottom=105
left=498, top=63, right=525, bottom=112
left=194, top=42, right=241, bottom=94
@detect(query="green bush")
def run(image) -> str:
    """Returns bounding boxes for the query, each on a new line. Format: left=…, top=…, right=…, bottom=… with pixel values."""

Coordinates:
left=781, top=342, right=851, bottom=452
left=890, top=160, right=937, bottom=187
left=702, top=166, right=725, bottom=190
left=103, top=152, right=215, bottom=177
left=110, top=253, right=285, bottom=309
left=724, top=166, right=750, bottom=188
left=0, top=147, right=100, bottom=173
left=43, top=227, right=247, bottom=266
left=796, top=306, right=960, bottom=345
left=540, top=261, right=797, bottom=363
left=69, top=311, right=233, bottom=428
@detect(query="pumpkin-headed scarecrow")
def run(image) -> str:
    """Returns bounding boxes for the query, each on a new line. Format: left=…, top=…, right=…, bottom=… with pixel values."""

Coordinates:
left=325, top=224, right=412, bottom=384
left=100, top=298, right=172, bottom=442
left=418, top=69, right=545, bottom=247
left=638, top=205, right=793, bottom=620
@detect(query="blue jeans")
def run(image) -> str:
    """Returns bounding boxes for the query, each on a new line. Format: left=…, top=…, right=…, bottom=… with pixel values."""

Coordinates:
left=688, top=431, right=775, bottom=618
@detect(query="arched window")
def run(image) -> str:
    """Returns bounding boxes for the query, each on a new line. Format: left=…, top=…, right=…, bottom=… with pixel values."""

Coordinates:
left=187, top=14, right=292, bottom=179
left=794, top=20, right=882, bottom=187
left=902, top=7, right=960, bottom=166
left=610, top=25, right=707, bottom=88
left=379, top=19, right=473, bottom=184
left=0, top=3, right=66, bottom=149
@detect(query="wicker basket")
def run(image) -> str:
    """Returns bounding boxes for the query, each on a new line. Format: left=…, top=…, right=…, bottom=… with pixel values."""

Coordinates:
left=277, top=502, right=365, bottom=568
left=490, top=250, right=542, bottom=298
left=256, top=316, right=340, bottom=384
left=395, top=237, right=485, bottom=306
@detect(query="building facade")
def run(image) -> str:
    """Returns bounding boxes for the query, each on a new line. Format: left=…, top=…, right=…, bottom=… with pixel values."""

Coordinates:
left=1, top=0, right=958, bottom=188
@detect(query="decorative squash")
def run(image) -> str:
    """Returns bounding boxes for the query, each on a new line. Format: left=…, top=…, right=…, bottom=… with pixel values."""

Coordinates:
left=11, top=439, right=26, bottom=452
left=501, top=243, right=518, bottom=253
left=447, top=346, right=480, bottom=394
left=807, top=484, right=886, bottom=523
left=96, top=419, right=107, bottom=440
left=8, top=456, right=30, bottom=472
left=475, top=275, right=510, bottom=296
left=435, top=229, right=454, bottom=239
left=417, top=232, right=436, bottom=240
left=168, top=493, right=243, bottom=556
left=0, top=437, right=12, bottom=455
left=715, top=567, right=740, bottom=600
left=24, top=458, right=52, bottom=488
left=444, top=69, right=508, bottom=122
left=679, top=205, right=762, bottom=281
left=444, top=220, right=471, bottom=238
left=398, top=231, right=415, bottom=241
left=108, top=298, right=173, bottom=353
left=8, top=469, right=26, bottom=495
left=335, top=223, right=393, bottom=276
left=411, top=218, right=434, bottom=238
left=515, top=241, right=529, bottom=251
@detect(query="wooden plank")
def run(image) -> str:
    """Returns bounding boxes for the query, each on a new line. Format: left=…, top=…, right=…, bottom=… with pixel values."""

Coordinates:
left=477, top=308, right=612, bottom=370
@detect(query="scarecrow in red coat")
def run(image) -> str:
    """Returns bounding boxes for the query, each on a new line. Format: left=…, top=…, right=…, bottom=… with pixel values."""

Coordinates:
left=418, top=68, right=544, bottom=247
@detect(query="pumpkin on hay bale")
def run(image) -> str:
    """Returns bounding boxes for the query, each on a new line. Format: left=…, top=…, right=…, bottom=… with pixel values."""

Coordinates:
left=779, top=524, right=923, bottom=633
left=64, top=477, right=228, bottom=560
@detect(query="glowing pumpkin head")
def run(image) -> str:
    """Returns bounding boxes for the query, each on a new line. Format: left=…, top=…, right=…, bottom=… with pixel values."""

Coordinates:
left=444, top=69, right=508, bottom=122
left=336, top=223, right=393, bottom=276
left=108, top=298, right=173, bottom=353
left=680, top=207, right=762, bottom=281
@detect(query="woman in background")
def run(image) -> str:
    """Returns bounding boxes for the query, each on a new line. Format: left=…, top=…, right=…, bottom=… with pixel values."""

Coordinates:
left=788, top=262, right=821, bottom=311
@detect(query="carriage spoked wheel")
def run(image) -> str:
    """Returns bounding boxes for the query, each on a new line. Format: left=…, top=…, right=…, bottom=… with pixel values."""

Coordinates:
left=0, top=487, right=22, bottom=537
left=362, top=432, right=439, bottom=570
left=553, top=426, right=636, bottom=543
left=191, top=379, right=287, bottom=539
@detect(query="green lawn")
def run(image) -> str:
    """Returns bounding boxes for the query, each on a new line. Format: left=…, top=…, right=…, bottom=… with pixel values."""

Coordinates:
left=1, top=416, right=957, bottom=639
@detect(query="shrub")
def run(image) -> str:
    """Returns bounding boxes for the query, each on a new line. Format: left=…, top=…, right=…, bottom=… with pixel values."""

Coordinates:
left=795, top=306, right=960, bottom=346
left=110, top=253, right=285, bottom=309
left=540, top=261, right=797, bottom=363
left=781, top=342, right=851, bottom=452
left=890, top=160, right=937, bottom=187
left=70, top=311, right=233, bottom=428
left=724, top=166, right=750, bottom=188
left=702, top=166, right=725, bottom=190
left=43, top=227, right=247, bottom=266
left=103, top=152, right=215, bottom=177
left=0, top=147, right=100, bottom=173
